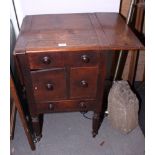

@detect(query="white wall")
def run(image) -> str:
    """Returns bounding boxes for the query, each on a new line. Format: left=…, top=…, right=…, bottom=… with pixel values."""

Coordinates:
left=10, top=1, right=20, bottom=36
left=13, top=0, right=120, bottom=27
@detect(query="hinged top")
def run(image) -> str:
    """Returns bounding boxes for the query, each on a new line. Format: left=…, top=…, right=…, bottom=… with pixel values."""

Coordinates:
left=14, top=13, right=144, bottom=53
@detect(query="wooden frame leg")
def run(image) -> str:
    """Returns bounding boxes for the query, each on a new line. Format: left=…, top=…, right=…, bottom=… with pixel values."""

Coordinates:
left=10, top=102, right=17, bottom=140
left=92, top=112, right=100, bottom=137
left=128, top=50, right=139, bottom=85
left=10, top=75, right=36, bottom=150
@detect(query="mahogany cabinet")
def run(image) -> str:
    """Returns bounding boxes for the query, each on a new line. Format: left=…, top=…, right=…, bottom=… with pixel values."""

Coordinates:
left=14, top=13, right=143, bottom=141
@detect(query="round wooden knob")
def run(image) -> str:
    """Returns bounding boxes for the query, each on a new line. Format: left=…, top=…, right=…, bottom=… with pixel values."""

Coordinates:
left=81, top=55, right=89, bottom=63
left=48, top=103, right=54, bottom=110
left=80, top=80, right=88, bottom=88
left=42, top=56, right=51, bottom=64
left=46, top=83, right=54, bottom=91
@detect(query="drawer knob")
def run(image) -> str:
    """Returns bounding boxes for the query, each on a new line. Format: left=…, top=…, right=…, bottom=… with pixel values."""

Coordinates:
left=48, top=103, right=54, bottom=110
left=42, top=56, right=51, bottom=64
left=81, top=55, right=89, bottom=63
left=80, top=80, right=88, bottom=88
left=46, top=83, right=54, bottom=91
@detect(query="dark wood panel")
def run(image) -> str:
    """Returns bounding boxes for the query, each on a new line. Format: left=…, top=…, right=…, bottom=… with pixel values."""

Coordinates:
left=31, top=68, right=67, bottom=102
left=30, top=14, right=93, bottom=30
left=14, top=13, right=144, bottom=53
left=15, top=53, right=37, bottom=115
left=70, top=66, right=98, bottom=99
left=36, top=99, right=96, bottom=113
left=16, top=13, right=100, bottom=52
left=96, top=13, right=144, bottom=50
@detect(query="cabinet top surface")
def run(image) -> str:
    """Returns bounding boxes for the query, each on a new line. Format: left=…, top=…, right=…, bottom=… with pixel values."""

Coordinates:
left=15, top=13, right=144, bottom=53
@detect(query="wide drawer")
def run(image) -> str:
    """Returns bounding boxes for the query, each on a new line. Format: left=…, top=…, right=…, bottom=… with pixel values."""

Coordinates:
left=27, top=51, right=64, bottom=69
left=31, top=68, right=67, bottom=102
left=70, top=66, right=98, bottom=99
left=36, top=99, right=96, bottom=113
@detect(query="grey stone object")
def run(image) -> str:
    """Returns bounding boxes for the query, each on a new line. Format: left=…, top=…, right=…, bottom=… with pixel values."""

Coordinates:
left=108, top=80, right=139, bottom=134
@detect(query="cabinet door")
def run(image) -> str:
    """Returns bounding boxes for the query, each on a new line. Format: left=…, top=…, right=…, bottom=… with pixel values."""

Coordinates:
left=31, top=68, right=66, bottom=102
left=70, top=67, right=98, bottom=99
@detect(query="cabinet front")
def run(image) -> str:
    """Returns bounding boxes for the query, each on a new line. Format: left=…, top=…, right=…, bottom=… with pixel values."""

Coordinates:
left=27, top=51, right=100, bottom=113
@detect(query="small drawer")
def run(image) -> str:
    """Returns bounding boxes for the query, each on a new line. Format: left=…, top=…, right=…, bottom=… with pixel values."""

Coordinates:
left=36, top=99, right=96, bottom=113
left=70, top=66, right=98, bottom=99
left=67, top=51, right=99, bottom=67
left=31, top=68, right=67, bottom=102
left=27, top=51, right=64, bottom=69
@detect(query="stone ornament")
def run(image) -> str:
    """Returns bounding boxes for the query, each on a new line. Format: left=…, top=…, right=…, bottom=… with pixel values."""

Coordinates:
left=108, top=81, right=139, bottom=134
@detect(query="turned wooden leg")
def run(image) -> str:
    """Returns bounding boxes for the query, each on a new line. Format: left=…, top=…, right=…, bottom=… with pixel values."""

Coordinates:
left=31, top=115, right=43, bottom=143
left=92, top=113, right=100, bottom=137
left=128, top=51, right=139, bottom=86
